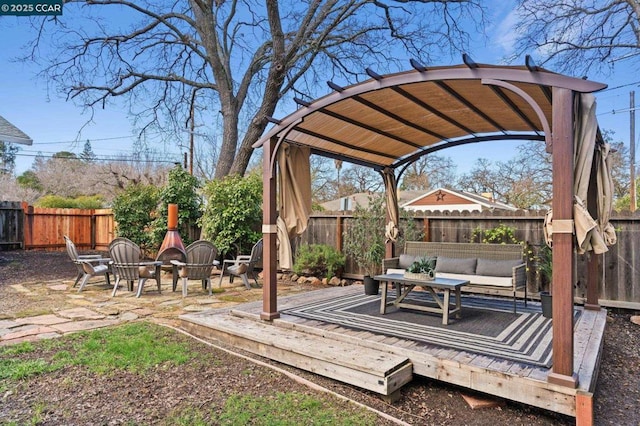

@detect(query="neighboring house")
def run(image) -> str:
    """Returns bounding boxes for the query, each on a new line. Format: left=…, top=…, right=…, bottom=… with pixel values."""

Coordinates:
left=320, top=190, right=424, bottom=212
left=402, top=188, right=518, bottom=212
left=0, top=115, right=33, bottom=146
left=0, top=114, right=33, bottom=174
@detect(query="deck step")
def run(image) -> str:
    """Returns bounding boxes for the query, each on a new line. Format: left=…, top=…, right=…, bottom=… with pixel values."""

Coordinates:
left=179, top=311, right=413, bottom=396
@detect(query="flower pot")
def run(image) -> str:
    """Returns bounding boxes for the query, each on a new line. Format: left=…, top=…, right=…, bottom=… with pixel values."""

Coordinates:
left=540, top=291, right=552, bottom=319
left=363, top=276, right=379, bottom=295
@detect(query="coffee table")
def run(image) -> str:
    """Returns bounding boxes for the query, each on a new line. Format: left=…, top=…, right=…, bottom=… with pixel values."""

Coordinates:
left=373, top=273, right=469, bottom=325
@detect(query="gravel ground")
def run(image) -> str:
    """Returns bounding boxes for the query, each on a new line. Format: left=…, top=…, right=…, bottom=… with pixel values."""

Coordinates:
left=1, top=250, right=639, bottom=425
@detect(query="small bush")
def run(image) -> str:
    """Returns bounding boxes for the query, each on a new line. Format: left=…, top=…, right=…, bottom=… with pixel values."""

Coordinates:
left=293, top=244, right=345, bottom=280
left=35, top=195, right=104, bottom=209
left=150, top=166, right=202, bottom=248
left=470, top=223, right=521, bottom=244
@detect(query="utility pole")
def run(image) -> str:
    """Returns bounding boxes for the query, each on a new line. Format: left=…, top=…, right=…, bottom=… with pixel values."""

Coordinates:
left=189, top=90, right=197, bottom=175
left=631, top=91, right=637, bottom=212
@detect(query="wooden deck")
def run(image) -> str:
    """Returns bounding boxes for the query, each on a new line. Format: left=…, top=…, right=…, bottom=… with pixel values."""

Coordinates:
left=179, top=285, right=606, bottom=420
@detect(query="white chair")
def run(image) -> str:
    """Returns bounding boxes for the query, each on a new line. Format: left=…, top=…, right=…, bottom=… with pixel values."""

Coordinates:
left=218, top=239, right=263, bottom=289
left=64, top=235, right=111, bottom=291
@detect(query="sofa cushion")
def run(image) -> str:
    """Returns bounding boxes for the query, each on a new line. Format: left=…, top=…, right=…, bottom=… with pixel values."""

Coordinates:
left=476, top=258, right=523, bottom=277
left=437, top=272, right=513, bottom=288
left=435, top=256, right=476, bottom=274
left=398, top=254, right=416, bottom=269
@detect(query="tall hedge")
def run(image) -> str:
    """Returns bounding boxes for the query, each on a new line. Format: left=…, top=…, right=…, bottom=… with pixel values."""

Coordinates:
left=199, top=173, right=262, bottom=257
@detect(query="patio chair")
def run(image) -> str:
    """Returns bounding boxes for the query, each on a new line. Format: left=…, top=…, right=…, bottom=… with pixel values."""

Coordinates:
left=64, top=235, right=111, bottom=290
left=218, top=239, right=263, bottom=289
left=170, top=240, right=219, bottom=297
left=108, top=237, right=161, bottom=297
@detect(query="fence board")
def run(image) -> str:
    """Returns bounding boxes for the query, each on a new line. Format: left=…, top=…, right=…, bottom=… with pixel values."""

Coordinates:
left=0, top=201, right=23, bottom=249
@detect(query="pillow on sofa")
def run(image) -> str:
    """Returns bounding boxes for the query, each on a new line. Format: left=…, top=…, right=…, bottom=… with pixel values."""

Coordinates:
left=476, top=258, right=523, bottom=277
left=399, top=254, right=416, bottom=269
left=435, top=256, right=476, bottom=274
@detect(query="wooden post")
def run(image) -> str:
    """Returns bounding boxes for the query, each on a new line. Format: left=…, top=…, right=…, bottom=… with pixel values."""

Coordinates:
left=336, top=216, right=343, bottom=253
left=576, top=392, right=594, bottom=426
left=261, top=136, right=280, bottom=321
left=423, top=218, right=430, bottom=242
left=548, top=87, right=578, bottom=388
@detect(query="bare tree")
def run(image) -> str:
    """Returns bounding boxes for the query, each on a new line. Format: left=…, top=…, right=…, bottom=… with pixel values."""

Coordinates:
left=342, top=165, right=384, bottom=193
left=457, top=141, right=552, bottom=209
left=26, top=0, right=485, bottom=179
left=399, top=153, right=457, bottom=190
left=514, top=0, right=640, bottom=74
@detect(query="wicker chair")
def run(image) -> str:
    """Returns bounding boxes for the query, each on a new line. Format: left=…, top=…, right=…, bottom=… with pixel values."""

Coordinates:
left=170, top=240, right=219, bottom=296
left=108, top=237, right=161, bottom=297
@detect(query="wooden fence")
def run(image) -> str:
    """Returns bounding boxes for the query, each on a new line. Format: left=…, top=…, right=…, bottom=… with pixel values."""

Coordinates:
left=302, top=210, right=640, bottom=309
left=0, top=201, right=23, bottom=249
left=0, top=203, right=115, bottom=251
left=1, top=204, right=639, bottom=307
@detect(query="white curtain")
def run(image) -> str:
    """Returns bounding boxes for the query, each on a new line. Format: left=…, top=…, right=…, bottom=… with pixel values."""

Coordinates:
left=277, top=142, right=312, bottom=270
left=544, top=93, right=616, bottom=254
left=383, top=168, right=399, bottom=243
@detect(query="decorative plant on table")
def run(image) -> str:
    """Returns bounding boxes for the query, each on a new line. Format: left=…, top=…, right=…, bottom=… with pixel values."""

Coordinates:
left=405, top=257, right=436, bottom=280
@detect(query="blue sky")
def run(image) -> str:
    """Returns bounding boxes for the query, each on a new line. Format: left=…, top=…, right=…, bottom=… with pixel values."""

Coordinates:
left=1, top=1, right=638, bottom=176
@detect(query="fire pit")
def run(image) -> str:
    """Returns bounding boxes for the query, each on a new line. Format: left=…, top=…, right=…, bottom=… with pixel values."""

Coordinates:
left=156, top=203, right=186, bottom=265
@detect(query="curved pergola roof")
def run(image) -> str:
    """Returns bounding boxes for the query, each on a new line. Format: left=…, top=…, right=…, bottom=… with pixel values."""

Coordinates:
left=254, top=62, right=606, bottom=170
left=257, top=62, right=609, bottom=396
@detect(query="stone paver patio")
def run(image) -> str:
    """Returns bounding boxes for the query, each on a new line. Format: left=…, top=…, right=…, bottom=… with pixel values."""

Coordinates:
left=0, top=271, right=321, bottom=346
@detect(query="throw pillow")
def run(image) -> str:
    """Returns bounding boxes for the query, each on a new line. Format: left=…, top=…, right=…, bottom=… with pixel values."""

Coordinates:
left=475, top=258, right=524, bottom=277
left=398, top=254, right=416, bottom=269
left=435, top=256, right=477, bottom=274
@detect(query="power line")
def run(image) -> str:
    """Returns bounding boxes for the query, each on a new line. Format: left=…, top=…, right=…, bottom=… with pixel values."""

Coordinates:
left=14, top=152, right=181, bottom=164
left=29, top=131, right=167, bottom=146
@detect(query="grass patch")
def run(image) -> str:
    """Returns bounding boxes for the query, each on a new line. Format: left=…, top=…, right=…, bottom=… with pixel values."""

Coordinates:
left=218, top=295, right=249, bottom=303
left=215, top=392, right=376, bottom=425
left=0, top=322, right=195, bottom=382
left=13, top=308, right=53, bottom=318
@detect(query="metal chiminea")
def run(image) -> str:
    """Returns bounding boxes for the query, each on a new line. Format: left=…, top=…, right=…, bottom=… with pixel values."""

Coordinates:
left=156, top=203, right=187, bottom=264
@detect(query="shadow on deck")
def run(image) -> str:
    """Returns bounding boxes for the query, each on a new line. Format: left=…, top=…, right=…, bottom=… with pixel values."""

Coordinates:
left=179, top=285, right=606, bottom=420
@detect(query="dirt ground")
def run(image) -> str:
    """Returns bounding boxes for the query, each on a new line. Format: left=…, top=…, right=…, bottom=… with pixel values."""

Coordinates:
left=1, top=250, right=639, bottom=425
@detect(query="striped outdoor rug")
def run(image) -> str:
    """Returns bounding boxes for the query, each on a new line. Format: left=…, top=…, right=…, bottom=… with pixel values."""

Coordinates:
left=283, top=293, right=579, bottom=368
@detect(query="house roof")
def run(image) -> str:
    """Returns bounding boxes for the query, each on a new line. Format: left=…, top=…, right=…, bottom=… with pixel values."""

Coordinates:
left=319, top=190, right=424, bottom=211
left=402, top=188, right=518, bottom=211
left=0, top=115, right=33, bottom=145
left=254, top=61, right=605, bottom=171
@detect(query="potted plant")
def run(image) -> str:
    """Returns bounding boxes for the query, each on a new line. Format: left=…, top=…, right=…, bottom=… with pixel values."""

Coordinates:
left=405, top=257, right=436, bottom=281
left=343, top=195, right=386, bottom=295
left=537, top=244, right=553, bottom=318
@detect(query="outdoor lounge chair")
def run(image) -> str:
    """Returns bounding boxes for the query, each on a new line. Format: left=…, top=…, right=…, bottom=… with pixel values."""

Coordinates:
left=64, top=235, right=111, bottom=291
left=108, top=237, right=161, bottom=297
left=218, top=239, right=263, bottom=289
left=170, top=240, right=219, bottom=296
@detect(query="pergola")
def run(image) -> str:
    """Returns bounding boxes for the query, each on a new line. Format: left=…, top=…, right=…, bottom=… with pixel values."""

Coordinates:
left=253, top=58, right=609, bottom=390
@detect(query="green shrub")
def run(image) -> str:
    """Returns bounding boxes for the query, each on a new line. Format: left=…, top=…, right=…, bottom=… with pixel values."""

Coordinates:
left=150, top=166, right=202, bottom=247
left=342, top=195, right=386, bottom=277
left=111, top=184, right=160, bottom=253
left=470, top=223, right=521, bottom=244
left=293, top=244, right=346, bottom=280
left=35, top=195, right=104, bottom=209
left=199, top=173, right=262, bottom=257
